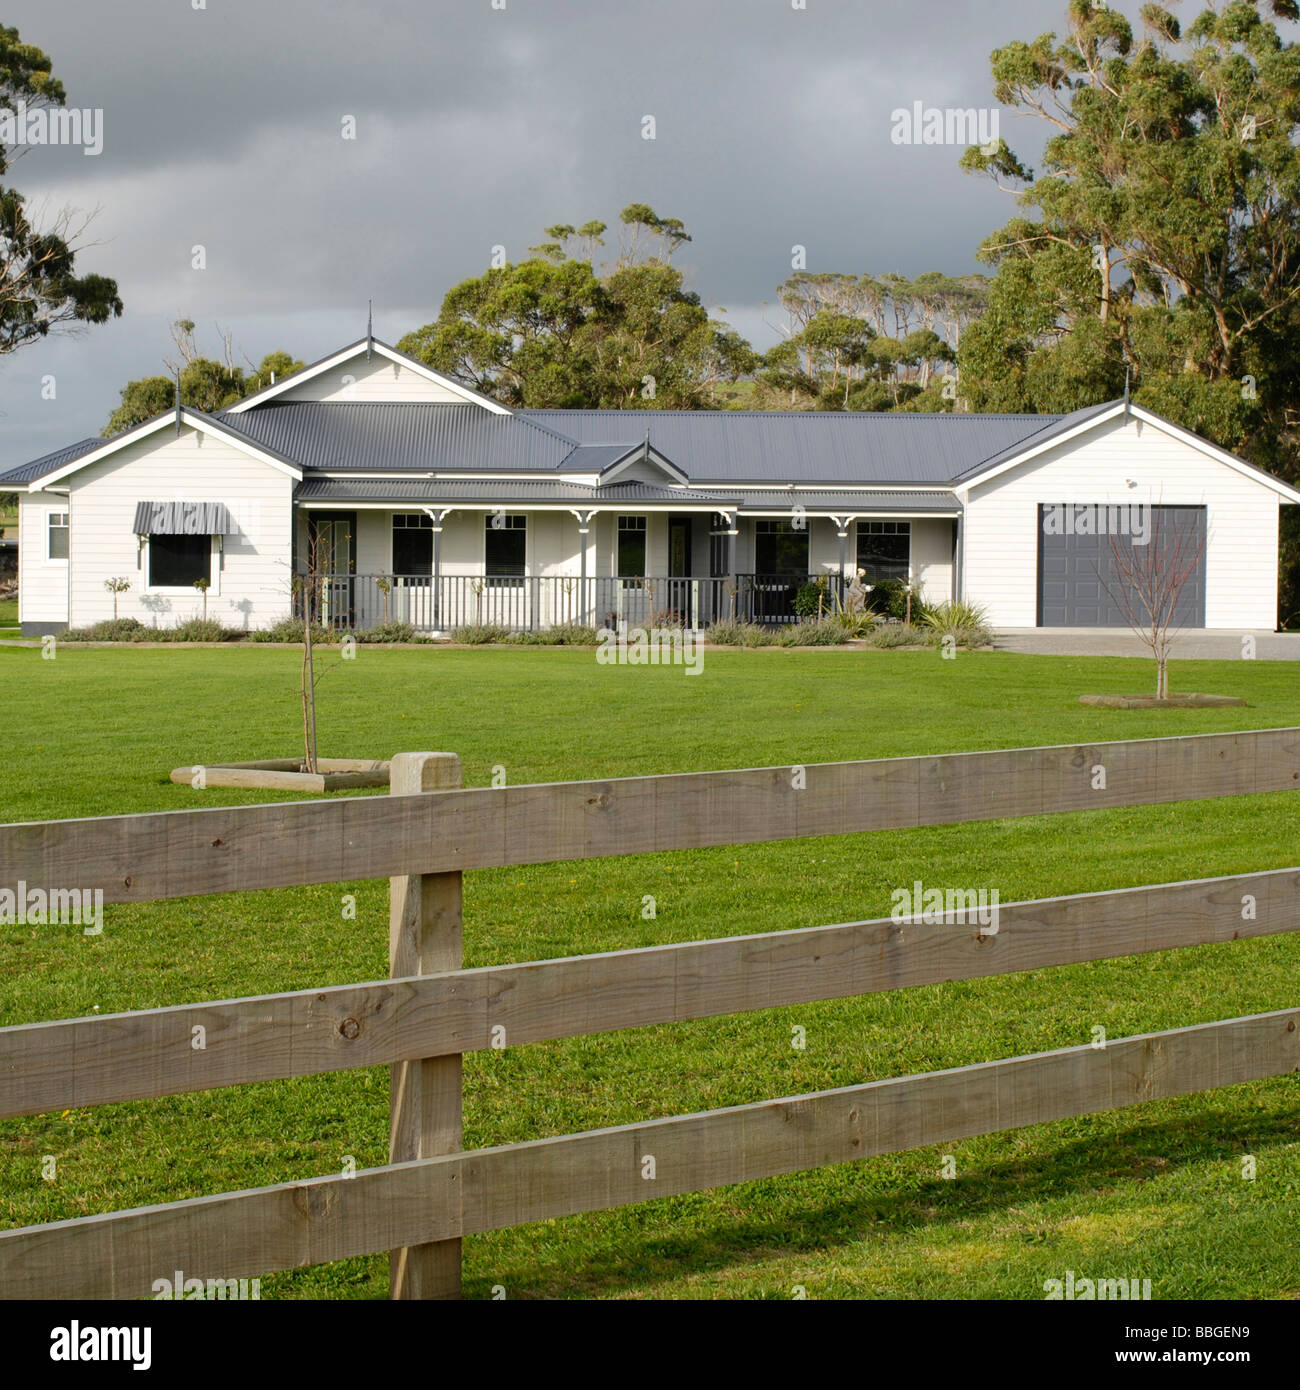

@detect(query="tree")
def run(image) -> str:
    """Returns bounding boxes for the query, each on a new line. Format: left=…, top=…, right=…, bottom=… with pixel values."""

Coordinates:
left=958, top=0, right=1300, bottom=618
left=104, top=322, right=305, bottom=433
left=0, top=27, right=122, bottom=355
left=1103, top=505, right=1208, bottom=698
left=399, top=204, right=756, bottom=409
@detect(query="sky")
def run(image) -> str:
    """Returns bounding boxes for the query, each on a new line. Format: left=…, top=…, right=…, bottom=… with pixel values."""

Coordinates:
left=0, top=0, right=1183, bottom=470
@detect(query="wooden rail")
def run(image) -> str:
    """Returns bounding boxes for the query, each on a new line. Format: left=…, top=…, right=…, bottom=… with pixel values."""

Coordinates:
left=2, top=1009, right=1297, bottom=1300
left=1, top=728, right=1298, bottom=1299
left=2, top=728, right=1297, bottom=904
left=2, top=866, right=1297, bottom=1120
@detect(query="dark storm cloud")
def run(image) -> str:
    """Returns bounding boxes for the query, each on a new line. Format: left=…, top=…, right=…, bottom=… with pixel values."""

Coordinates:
left=0, top=0, right=1136, bottom=466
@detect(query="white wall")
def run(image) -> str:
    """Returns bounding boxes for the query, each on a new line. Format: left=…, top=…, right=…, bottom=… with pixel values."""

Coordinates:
left=273, top=355, right=471, bottom=404
left=62, top=428, right=295, bottom=630
left=17, top=493, right=70, bottom=627
left=962, top=413, right=1283, bottom=628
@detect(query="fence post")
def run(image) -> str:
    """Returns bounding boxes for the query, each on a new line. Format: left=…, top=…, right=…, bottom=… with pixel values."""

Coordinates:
left=388, top=750, right=463, bottom=1299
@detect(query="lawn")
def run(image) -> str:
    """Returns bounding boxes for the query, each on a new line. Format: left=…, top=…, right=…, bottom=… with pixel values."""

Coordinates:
left=2, top=643, right=1299, bottom=1300
left=0, top=597, right=16, bottom=638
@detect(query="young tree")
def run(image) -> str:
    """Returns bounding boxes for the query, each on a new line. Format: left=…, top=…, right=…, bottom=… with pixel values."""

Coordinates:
left=1103, top=507, right=1208, bottom=698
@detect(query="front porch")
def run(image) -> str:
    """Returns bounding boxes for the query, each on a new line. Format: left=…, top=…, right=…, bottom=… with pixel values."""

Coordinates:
left=297, top=571, right=851, bottom=633
left=294, top=503, right=958, bottom=634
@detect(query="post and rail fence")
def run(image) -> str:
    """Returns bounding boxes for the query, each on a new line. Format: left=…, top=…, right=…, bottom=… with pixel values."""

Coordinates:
left=1, top=727, right=1298, bottom=1298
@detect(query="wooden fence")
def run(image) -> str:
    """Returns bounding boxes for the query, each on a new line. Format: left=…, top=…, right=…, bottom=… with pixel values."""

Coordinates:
left=1, top=728, right=1298, bottom=1298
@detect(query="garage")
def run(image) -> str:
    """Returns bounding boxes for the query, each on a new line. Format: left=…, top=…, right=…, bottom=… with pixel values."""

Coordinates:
left=1037, top=504, right=1207, bottom=627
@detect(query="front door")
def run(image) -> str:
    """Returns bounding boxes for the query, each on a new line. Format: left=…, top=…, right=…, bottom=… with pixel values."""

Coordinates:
left=666, top=515, right=692, bottom=622
left=306, top=511, right=356, bottom=628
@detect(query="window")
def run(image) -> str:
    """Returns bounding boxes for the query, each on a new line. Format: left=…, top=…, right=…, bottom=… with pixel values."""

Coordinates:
left=393, top=513, right=433, bottom=576
left=754, top=518, right=809, bottom=575
left=856, top=520, right=910, bottom=584
left=149, top=533, right=211, bottom=588
left=710, top=513, right=730, bottom=578
left=485, top=513, right=526, bottom=586
left=47, top=512, right=69, bottom=561
left=617, top=515, right=647, bottom=577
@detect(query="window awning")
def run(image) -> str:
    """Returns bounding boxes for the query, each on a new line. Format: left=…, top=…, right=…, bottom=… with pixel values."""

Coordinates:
left=133, top=501, right=236, bottom=535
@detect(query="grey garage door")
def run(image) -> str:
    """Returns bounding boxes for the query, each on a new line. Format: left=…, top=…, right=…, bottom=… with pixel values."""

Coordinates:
left=1037, top=504, right=1206, bottom=628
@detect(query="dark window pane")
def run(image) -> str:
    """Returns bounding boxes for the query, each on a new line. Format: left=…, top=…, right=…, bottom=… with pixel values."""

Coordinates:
left=150, top=534, right=210, bottom=587
left=485, top=514, right=526, bottom=584
left=857, top=523, right=910, bottom=583
left=393, top=524, right=432, bottom=575
left=618, top=526, right=646, bottom=576
left=48, top=514, right=69, bottom=560
left=754, top=521, right=809, bottom=575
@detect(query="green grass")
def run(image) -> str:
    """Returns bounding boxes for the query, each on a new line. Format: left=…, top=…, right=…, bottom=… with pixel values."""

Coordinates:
left=0, top=596, right=18, bottom=639
left=2, top=643, right=1300, bottom=1300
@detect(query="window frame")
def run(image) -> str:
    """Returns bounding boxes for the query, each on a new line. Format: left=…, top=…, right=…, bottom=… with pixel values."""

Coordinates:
left=483, top=512, right=527, bottom=588
left=855, top=519, right=911, bottom=585
left=45, top=510, right=70, bottom=564
left=144, top=533, right=218, bottom=595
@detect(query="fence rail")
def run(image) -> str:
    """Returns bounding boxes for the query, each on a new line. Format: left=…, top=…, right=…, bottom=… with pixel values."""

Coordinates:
left=296, top=572, right=845, bottom=632
left=1, top=727, right=1298, bottom=1299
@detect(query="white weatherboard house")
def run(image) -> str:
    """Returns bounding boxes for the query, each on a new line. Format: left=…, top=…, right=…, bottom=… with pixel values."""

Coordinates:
left=5, top=336, right=1300, bottom=637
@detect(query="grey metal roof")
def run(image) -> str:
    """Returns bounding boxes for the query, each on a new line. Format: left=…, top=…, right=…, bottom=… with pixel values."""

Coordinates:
left=519, top=409, right=1071, bottom=485
left=948, top=400, right=1117, bottom=482
left=732, top=489, right=960, bottom=513
left=218, top=402, right=596, bottom=473
left=294, top=477, right=738, bottom=506
left=0, top=437, right=101, bottom=485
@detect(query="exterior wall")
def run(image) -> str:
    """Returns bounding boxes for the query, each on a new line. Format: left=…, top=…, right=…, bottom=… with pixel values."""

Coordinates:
left=273, top=355, right=471, bottom=404
left=962, top=413, right=1283, bottom=628
left=908, top=517, right=955, bottom=605
left=17, top=492, right=71, bottom=630
left=63, top=428, right=295, bottom=631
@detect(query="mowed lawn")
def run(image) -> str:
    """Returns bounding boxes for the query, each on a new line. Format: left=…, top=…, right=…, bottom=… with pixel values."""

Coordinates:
left=2, top=642, right=1300, bottom=1300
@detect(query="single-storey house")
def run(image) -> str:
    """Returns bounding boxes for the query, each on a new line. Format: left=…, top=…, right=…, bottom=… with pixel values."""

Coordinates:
left=5, top=335, right=1299, bottom=637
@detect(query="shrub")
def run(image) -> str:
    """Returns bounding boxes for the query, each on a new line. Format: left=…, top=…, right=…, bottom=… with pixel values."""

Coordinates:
left=450, top=623, right=511, bottom=644
left=793, top=578, right=830, bottom=620
left=775, top=619, right=849, bottom=646
left=706, top=620, right=776, bottom=647
left=866, top=579, right=929, bottom=624
left=506, top=624, right=599, bottom=646
left=164, top=617, right=243, bottom=643
left=920, top=600, right=994, bottom=649
left=355, top=620, right=419, bottom=644
left=59, top=617, right=150, bottom=642
left=866, top=622, right=928, bottom=649
left=248, top=617, right=333, bottom=644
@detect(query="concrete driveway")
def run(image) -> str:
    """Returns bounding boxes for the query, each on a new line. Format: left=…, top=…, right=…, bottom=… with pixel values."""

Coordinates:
left=992, top=628, right=1300, bottom=659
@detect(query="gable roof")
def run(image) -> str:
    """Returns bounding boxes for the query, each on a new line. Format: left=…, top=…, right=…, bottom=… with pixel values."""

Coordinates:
left=215, top=401, right=604, bottom=473
left=3, top=409, right=304, bottom=489
left=520, top=409, right=1068, bottom=485
left=954, top=399, right=1300, bottom=502
left=222, top=337, right=513, bottom=415
left=0, top=438, right=102, bottom=486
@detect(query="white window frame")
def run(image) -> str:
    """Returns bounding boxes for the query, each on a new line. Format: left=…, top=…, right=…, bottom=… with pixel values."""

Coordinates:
left=855, top=519, right=912, bottom=584
left=43, top=509, right=70, bottom=566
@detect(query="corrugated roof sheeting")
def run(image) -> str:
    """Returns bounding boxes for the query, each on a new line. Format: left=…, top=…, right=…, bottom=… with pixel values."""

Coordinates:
left=732, top=490, right=960, bottom=513
left=521, top=409, right=1068, bottom=484
left=0, top=437, right=102, bottom=485
left=215, top=402, right=589, bottom=473
left=294, top=477, right=738, bottom=504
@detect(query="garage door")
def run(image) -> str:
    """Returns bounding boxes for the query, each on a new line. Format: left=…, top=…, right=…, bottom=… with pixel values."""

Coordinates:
left=1037, top=504, right=1206, bottom=628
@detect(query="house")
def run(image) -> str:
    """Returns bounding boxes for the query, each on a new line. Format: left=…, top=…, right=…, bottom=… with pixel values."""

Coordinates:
left=5, top=336, right=1299, bottom=637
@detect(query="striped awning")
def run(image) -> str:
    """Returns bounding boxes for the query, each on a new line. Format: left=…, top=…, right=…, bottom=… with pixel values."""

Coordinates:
left=132, top=501, right=236, bottom=535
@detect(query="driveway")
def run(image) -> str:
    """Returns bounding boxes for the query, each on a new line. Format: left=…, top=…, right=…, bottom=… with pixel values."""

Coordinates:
left=992, top=628, right=1300, bottom=660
